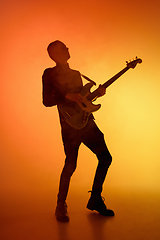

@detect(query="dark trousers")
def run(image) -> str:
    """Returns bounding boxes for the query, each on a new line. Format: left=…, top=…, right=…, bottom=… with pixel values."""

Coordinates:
left=57, top=116, right=112, bottom=203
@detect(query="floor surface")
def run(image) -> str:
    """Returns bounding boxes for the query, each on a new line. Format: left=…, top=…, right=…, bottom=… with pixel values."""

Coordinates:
left=1, top=188, right=160, bottom=240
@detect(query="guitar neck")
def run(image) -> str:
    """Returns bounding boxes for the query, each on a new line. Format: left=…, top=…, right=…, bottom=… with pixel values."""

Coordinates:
left=87, top=66, right=129, bottom=101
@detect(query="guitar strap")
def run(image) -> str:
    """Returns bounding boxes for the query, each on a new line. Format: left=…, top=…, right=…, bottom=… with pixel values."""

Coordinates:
left=81, top=74, right=96, bottom=86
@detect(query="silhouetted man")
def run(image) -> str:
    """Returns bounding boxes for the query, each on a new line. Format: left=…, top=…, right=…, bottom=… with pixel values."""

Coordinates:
left=42, top=40, right=114, bottom=222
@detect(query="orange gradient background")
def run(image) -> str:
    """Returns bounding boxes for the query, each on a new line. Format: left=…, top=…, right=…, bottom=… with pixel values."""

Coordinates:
left=1, top=0, right=160, bottom=207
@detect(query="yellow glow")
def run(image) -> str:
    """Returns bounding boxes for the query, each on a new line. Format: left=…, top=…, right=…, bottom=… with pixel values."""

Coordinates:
left=1, top=0, right=160, bottom=200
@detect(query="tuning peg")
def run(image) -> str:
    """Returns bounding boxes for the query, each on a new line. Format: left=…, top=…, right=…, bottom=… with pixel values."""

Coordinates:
left=136, top=56, right=138, bottom=59
left=126, top=61, right=128, bottom=64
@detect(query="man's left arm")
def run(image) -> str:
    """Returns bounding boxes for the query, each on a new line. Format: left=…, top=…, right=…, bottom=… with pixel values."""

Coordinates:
left=97, top=84, right=106, bottom=98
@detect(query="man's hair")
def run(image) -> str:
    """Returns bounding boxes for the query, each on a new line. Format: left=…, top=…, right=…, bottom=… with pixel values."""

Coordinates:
left=47, top=40, right=62, bottom=60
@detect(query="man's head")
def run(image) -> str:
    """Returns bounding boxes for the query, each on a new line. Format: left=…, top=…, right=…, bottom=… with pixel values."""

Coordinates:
left=47, top=40, right=70, bottom=64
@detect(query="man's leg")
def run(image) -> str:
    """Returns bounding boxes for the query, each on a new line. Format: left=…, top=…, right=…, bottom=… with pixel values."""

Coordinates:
left=92, top=150, right=112, bottom=194
left=57, top=151, right=79, bottom=203
left=55, top=123, right=81, bottom=222
left=82, top=119, right=114, bottom=216
left=55, top=152, right=78, bottom=222
left=87, top=150, right=114, bottom=216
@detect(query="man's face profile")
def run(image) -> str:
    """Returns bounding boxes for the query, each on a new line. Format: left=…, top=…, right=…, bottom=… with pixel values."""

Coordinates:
left=47, top=41, right=70, bottom=63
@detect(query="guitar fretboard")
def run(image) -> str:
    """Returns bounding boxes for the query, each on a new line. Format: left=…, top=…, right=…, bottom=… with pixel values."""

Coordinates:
left=87, top=66, right=129, bottom=101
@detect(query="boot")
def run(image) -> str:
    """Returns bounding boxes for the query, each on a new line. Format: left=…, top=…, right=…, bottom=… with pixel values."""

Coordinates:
left=55, top=201, right=69, bottom=222
left=87, top=191, right=114, bottom=216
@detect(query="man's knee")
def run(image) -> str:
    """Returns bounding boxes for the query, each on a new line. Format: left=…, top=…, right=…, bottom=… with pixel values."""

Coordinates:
left=97, top=151, right=112, bottom=168
left=63, top=160, right=77, bottom=176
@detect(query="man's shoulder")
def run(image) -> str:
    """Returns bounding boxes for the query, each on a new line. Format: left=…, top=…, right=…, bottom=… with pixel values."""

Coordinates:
left=70, top=68, right=80, bottom=73
left=42, top=67, right=57, bottom=82
left=43, top=67, right=56, bottom=75
left=70, top=68, right=81, bottom=77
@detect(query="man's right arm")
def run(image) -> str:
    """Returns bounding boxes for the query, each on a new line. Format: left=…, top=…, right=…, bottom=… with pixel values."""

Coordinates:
left=42, top=69, right=58, bottom=107
left=42, top=68, right=84, bottom=107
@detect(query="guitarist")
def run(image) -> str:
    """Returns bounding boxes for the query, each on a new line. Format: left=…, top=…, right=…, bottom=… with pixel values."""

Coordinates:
left=42, top=40, right=114, bottom=222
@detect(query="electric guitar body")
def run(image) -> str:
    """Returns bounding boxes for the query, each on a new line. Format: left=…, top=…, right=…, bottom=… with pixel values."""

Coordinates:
left=58, top=82, right=101, bottom=129
left=58, top=58, right=142, bottom=129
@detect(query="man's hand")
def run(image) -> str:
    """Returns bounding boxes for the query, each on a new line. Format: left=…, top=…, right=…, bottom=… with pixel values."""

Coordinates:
left=97, top=84, right=106, bottom=97
left=65, top=93, right=83, bottom=104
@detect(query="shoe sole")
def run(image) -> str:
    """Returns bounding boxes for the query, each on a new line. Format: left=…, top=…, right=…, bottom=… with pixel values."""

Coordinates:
left=55, top=214, right=69, bottom=222
left=87, top=204, right=114, bottom=216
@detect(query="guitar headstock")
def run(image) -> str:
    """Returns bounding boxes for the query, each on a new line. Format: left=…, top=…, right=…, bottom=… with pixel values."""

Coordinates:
left=126, top=57, right=142, bottom=69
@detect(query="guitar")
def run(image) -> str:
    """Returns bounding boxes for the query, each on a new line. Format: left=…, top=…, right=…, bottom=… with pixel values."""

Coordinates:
left=58, top=57, right=142, bottom=129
